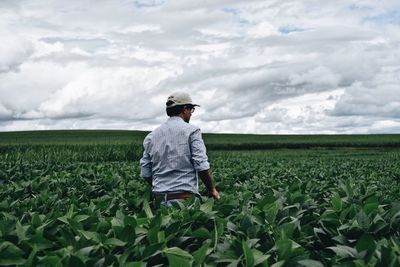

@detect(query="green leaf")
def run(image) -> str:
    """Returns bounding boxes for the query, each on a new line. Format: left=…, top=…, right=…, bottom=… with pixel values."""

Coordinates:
left=212, top=221, right=218, bottom=252
left=390, top=210, right=400, bottom=227
left=67, top=217, right=82, bottom=231
left=163, top=247, right=193, bottom=267
left=0, top=241, right=26, bottom=266
left=331, top=195, right=342, bottom=211
left=16, top=221, right=26, bottom=242
left=116, top=209, right=125, bottom=220
left=277, top=220, right=298, bottom=240
left=120, top=225, right=136, bottom=243
left=252, top=249, right=270, bottom=266
left=271, top=260, right=285, bottom=267
left=111, top=217, right=124, bottom=228
left=259, top=189, right=276, bottom=206
left=68, top=255, right=85, bottom=267
left=104, top=238, right=126, bottom=247
left=298, top=259, right=324, bottom=267
left=24, top=245, right=38, bottom=267
left=104, top=254, right=118, bottom=266
left=240, top=215, right=253, bottom=233
left=192, top=227, right=210, bottom=239
left=67, top=205, right=75, bottom=218
left=38, top=255, right=62, bottom=266
left=276, top=239, right=292, bottom=261
left=263, top=203, right=278, bottom=224
left=331, top=234, right=347, bottom=245
left=57, top=216, right=69, bottom=224
left=31, top=213, right=41, bottom=228
left=76, top=246, right=97, bottom=257
left=158, top=231, right=166, bottom=243
left=200, top=199, right=214, bottom=213
left=363, top=195, right=379, bottom=215
left=379, top=245, right=398, bottom=267
left=125, top=262, right=145, bottom=267
left=215, top=219, right=224, bottom=239
left=242, top=240, right=255, bottom=267
left=79, top=230, right=101, bottom=243
left=328, top=245, right=357, bottom=258
left=143, top=200, right=153, bottom=218
left=345, top=179, right=354, bottom=197
left=74, top=215, right=90, bottom=222
left=356, top=234, right=376, bottom=254
left=142, top=243, right=164, bottom=259
left=60, top=228, right=77, bottom=247
left=30, top=234, right=54, bottom=250
left=193, top=242, right=210, bottom=266
left=36, top=219, right=54, bottom=231
left=356, top=210, right=370, bottom=230
left=147, top=226, right=160, bottom=244
left=123, top=216, right=137, bottom=227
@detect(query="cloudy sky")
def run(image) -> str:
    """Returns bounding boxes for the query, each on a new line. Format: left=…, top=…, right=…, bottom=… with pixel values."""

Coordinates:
left=1, top=0, right=400, bottom=134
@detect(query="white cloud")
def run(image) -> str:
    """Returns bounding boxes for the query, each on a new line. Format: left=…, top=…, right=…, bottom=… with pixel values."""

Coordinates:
left=247, top=21, right=278, bottom=38
left=0, top=0, right=399, bottom=133
left=0, top=34, right=33, bottom=72
left=332, top=67, right=400, bottom=118
left=0, top=103, right=12, bottom=120
left=32, top=40, right=64, bottom=58
left=0, top=61, right=88, bottom=113
left=33, top=66, right=173, bottom=121
left=288, top=66, right=341, bottom=88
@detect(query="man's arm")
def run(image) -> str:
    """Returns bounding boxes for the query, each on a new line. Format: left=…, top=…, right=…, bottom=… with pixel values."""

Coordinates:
left=198, top=169, right=220, bottom=200
left=140, top=136, right=153, bottom=188
left=190, top=128, right=221, bottom=200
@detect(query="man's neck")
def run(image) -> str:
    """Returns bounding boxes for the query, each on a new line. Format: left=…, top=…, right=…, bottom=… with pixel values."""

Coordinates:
left=169, top=115, right=189, bottom=123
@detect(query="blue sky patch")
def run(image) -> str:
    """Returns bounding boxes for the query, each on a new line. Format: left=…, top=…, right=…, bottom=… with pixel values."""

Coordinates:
left=347, top=4, right=373, bottom=12
left=279, top=26, right=305, bottom=34
left=364, top=10, right=400, bottom=25
left=222, top=7, right=249, bottom=25
left=131, top=0, right=165, bottom=9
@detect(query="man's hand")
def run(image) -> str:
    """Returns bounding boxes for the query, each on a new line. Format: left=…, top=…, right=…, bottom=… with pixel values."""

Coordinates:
left=210, top=187, right=220, bottom=200
left=198, top=169, right=221, bottom=200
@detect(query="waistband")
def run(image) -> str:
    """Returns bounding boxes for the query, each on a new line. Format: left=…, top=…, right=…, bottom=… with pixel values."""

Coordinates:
left=154, top=191, right=193, bottom=201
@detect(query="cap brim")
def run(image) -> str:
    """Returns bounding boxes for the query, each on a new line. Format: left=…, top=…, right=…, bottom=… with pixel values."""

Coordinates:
left=166, top=103, right=200, bottom=107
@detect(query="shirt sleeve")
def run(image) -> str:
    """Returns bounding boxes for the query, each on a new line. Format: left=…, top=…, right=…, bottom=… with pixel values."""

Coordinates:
left=190, top=128, right=210, bottom=172
left=139, top=135, right=153, bottom=177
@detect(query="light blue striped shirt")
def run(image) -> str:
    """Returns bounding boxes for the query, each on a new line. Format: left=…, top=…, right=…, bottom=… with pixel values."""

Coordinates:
left=140, top=116, right=210, bottom=194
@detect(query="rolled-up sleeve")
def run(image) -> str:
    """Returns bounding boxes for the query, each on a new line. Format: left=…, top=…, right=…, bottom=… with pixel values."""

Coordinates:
left=190, top=129, right=210, bottom=171
left=140, top=136, right=152, bottom=177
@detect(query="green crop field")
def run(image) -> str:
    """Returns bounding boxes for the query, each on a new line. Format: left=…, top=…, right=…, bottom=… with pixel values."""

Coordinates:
left=1, top=130, right=400, bottom=266
left=1, top=130, right=400, bottom=148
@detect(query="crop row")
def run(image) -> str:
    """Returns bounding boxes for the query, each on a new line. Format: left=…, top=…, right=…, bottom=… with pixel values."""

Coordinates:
left=1, top=149, right=400, bottom=266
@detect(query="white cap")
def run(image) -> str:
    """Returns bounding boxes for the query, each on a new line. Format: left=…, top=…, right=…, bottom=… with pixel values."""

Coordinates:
left=166, top=92, right=200, bottom=107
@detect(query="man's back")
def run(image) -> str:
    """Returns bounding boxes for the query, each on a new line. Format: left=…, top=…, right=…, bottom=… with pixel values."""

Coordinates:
left=140, top=116, right=209, bottom=194
left=140, top=92, right=219, bottom=202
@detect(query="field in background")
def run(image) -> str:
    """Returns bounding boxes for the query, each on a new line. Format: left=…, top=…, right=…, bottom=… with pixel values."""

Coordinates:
left=1, top=130, right=400, bottom=266
left=1, top=130, right=400, bottom=163
left=1, top=130, right=400, bottom=148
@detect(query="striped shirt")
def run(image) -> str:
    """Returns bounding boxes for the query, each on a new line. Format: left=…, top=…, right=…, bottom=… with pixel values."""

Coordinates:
left=140, top=116, right=210, bottom=194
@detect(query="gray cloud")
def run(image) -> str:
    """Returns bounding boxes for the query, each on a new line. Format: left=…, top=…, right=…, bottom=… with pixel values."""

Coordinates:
left=0, top=35, right=34, bottom=73
left=0, top=0, right=399, bottom=133
left=331, top=67, right=400, bottom=118
left=0, top=103, right=13, bottom=121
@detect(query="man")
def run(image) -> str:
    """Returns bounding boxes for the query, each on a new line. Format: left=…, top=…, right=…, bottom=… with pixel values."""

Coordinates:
left=140, top=92, right=220, bottom=206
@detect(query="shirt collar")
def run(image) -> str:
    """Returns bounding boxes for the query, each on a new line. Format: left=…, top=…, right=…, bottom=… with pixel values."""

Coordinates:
left=168, top=116, right=184, bottom=122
